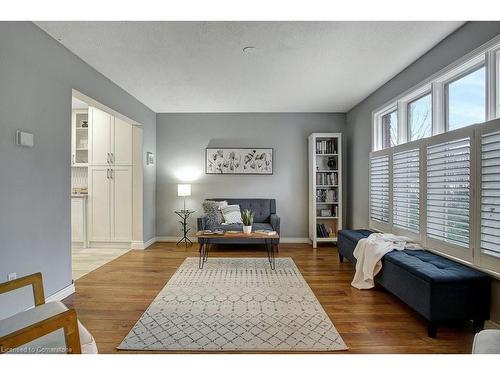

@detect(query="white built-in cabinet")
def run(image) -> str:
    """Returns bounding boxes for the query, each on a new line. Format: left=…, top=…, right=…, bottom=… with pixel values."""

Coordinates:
left=88, top=107, right=133, bottom=243
left=88, top=108, right=132, bottom=166
left=71, top=110, right=89, bottom=166
left=71, top=196, right=87, bottom=247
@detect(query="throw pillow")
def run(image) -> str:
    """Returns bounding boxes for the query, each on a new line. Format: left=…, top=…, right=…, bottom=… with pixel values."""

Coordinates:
left=202, top=200, right=227, bottom=226
left=221, top=204, right=243, bottom=224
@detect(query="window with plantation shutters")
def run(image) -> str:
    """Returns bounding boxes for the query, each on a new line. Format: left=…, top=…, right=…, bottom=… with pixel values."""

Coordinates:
left=426, top=137, right=471, bottom=247
left=480, top=130, right=500, bottom=259
left=370, top=154, right=390, bottom=223
left=393, top=149, right=420, bottom=233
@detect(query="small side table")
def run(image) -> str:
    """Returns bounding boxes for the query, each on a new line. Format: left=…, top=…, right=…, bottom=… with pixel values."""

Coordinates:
left=175, top=210, right=195, bottom=247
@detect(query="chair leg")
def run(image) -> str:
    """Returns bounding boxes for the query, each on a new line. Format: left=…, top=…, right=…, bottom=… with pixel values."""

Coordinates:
left=428, top=322, right=437, bottom=338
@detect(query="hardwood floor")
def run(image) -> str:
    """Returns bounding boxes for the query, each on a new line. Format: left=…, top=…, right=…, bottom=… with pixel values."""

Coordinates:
left=63, top=242, right=474, bottom=354
left=72, top=247, right=131, bottom=280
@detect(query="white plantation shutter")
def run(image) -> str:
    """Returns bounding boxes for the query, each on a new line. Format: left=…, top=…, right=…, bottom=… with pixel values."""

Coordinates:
left=480, top=130, right=500, bottom=259
left=426, top=137, right=471, bottom=247
left=393, top=149, right=420, bottom=233
left=370, top=154, right=390, bottom=223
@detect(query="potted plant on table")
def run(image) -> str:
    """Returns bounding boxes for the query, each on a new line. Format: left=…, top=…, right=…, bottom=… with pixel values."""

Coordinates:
left=242, top=209, right=255, bottom=234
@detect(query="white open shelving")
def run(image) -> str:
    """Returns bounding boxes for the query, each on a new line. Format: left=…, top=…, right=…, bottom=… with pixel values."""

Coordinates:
left=72, top=109, right=89, bottom=167
left=308, top=133, right=343, bottom=248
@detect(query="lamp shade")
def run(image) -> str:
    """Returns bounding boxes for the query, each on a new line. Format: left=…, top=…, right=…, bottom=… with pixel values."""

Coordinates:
left=177, top=184, right=191, bottom=197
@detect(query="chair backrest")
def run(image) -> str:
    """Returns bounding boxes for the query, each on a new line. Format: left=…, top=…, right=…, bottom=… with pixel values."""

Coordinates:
left=208, top=198, right=276, bottom=223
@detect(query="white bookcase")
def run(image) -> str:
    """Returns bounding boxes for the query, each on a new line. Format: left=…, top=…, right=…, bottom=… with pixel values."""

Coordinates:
left=308, top=133, right=342, bottom=248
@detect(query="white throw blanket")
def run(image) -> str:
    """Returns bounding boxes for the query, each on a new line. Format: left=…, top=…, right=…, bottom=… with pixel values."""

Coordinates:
left=351, top=233, right=423, bottom=290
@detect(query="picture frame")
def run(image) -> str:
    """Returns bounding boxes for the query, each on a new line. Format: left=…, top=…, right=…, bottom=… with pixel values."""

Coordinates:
left=205, top=148, right=273, bottom=175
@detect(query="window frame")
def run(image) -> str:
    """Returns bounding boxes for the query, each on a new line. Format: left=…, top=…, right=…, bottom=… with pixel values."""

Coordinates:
left=369, top=34, right=500, bottom=278
left=444, top=62, right=487, bottom=132
left=368, top=149, right=392, bottom=233
left=424, top=126, right=475, bottom=263
left=372, top=36, right=500, bottom=152
left=473, top=120, right=500, bottom=274
left=495, top=48, right=500, bottom=118
left=389, top=140, right=425, bottom=243
left=373, top=104, right=398, bottom=151
left=406, top=90, right=433, bottom=142
left=381, top=108, right=399, bottom=149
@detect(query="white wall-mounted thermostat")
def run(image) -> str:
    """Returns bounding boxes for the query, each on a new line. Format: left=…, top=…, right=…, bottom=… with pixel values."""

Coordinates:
left=146, top=152, right=155, bottom=165
left=16, top=130, right=34, bottom=148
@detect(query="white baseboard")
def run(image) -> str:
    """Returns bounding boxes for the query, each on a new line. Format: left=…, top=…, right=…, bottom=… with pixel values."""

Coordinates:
left=156, top=236, right=196, bottom=243
left=131, top=237, right=157, bottom=250
left=46, top=283, right=76, bottom=303
left=155, top=236, right=310, bottom=244
left=280, top=237, right=310, bottom=244
left=485, top=319, right=500, bottom=329
left=88, top=241, right=131, bottom=249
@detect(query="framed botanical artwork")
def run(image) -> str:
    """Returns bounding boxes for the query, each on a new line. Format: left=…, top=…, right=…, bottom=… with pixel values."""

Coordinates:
left=205, top=148, right=273, bottom=175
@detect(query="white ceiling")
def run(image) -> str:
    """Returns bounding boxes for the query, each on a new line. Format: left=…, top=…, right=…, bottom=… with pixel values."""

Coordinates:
left=37, top=21, right=464, bottom=113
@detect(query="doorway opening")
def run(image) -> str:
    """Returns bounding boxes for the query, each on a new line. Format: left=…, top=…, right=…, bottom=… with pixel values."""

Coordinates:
left=70, top=91, right=143, bottom=280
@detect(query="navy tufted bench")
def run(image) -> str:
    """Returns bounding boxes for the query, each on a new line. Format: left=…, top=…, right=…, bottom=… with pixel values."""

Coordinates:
left=338, top=229, right=491, bottom=338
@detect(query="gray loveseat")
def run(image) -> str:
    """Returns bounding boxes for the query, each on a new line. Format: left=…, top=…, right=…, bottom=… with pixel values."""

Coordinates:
left=197, top=198, right=280, bottom=246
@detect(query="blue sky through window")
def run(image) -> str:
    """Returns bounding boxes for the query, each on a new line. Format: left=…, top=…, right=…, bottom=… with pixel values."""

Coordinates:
left=447, top=67, right=486, bottom=130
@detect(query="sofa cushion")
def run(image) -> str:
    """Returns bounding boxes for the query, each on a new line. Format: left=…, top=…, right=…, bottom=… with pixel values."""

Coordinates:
left=0, top=301, right=97, bottom=354
left=210, top=222, right=274, bottom=232
left=383, top=250, right=490, bottom=284
left=221, top=204, right=243, bottom=224
left=202, top=200, right=227, bottom=226
left=209, top=199, right=275, bottom=223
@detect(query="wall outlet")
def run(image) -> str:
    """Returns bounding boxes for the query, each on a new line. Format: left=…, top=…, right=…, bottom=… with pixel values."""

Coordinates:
left=8, top=272, right=17, bottom=281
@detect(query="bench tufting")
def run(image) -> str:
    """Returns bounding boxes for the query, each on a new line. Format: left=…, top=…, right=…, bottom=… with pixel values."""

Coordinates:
left=338, top=229, right=491, bottom=338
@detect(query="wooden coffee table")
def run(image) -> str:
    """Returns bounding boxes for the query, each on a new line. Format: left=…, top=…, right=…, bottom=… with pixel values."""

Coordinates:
left=195, top=231, right=280, bottom=270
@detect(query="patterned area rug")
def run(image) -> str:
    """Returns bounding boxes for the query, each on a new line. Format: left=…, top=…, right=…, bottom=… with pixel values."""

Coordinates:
left=118, top=257, right=347, bottom=351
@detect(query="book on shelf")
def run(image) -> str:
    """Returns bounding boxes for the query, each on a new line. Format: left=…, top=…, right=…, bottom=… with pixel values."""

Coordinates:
left=316, top=188, right=338, bottom=203
left=315, top=139, right=337, bottom=154
left=316, top=172, right=338, bottom=185
left=316, top=223, right=330, bottom=238
left=254, top=229, right=277, bottom=236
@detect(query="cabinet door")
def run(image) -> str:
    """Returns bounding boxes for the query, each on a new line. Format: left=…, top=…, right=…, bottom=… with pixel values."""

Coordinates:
left=89, top=167, right=111, bottom=241
left=89, top=107, right=112, bottom=165
left=111, top=166, right=132, bottom=241
left=112, top=117, right=132, bottom=165
left=71, top=110, right=76, bottom=166
left=71, top=198, right=84, bottom=243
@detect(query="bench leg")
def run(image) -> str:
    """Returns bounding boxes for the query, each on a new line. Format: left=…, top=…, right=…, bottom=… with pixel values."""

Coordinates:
left=339, top=253, right=344, bottom=263
left=428, top=322, right=437, bottom=338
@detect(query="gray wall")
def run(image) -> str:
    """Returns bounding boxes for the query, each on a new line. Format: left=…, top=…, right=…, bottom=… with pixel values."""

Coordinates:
left=0, top=22, right=156, bottom=319
left=156, top=113, right=345, bottom=239
left=345, top=21, right=500, bottom=325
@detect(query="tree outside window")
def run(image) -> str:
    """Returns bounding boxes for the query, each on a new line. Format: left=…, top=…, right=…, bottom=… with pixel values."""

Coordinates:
left=382, top=110, right=398, bottom=148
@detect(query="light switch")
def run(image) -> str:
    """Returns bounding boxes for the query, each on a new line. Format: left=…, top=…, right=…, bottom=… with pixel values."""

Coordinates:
left=16, top=130, right=34, bottom=147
